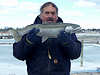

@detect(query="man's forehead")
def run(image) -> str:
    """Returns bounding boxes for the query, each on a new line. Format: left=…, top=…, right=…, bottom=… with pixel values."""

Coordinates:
left=43, top=5, right=56, bottom=12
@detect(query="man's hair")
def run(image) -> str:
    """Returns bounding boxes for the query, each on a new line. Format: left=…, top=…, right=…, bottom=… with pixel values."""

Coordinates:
left=40, top=2, right=58, bottom=14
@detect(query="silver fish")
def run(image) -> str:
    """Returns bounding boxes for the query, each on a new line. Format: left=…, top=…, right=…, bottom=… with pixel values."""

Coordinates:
left=8, top=23, right=81, bottom=43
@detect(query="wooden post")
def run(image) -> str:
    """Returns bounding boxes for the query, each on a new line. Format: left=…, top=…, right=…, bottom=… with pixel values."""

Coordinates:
left=80, top=40, right=84, bottom=67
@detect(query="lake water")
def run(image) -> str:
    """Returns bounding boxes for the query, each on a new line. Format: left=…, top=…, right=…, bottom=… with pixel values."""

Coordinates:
left=0, top=39, right=100, bottom=75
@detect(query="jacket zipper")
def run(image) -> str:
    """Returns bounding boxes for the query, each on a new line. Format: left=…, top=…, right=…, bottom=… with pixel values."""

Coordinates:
left=48, top=49, right=52, bottom=60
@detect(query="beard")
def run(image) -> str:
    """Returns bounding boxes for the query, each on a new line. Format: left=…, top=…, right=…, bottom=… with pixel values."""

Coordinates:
left=44, top=17, right=55, bottom=24
left=42, top=17, right=57, bottom=24
left=47, top=17, right=54, bottom=22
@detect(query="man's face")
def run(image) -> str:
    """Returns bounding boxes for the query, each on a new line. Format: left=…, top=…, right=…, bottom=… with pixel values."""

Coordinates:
left=40, top=5, right=58, bottom=24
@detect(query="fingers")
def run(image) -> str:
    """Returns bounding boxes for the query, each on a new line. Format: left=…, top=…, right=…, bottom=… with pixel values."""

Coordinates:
left=28, top=28, right=40, bottom=34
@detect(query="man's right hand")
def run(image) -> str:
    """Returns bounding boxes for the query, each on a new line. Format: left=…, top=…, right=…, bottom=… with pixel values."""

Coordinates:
left=26, top=28, right=42, bottom=45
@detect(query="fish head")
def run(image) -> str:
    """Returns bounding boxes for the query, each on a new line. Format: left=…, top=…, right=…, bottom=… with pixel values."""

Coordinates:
left=64, top=23, right=81, bottom=33
left=65, top=26, right=73, bottom=32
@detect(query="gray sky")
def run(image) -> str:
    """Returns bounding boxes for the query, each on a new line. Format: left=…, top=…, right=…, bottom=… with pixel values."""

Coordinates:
left=0, top=0, right=100, bottom=29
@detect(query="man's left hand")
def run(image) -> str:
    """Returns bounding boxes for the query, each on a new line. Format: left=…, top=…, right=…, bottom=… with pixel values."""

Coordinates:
left=57, top=31, right=77, bottom=45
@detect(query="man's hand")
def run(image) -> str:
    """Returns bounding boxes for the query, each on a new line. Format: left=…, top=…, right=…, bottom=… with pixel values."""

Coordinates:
left=26, top=28, right=42, bottom=45
left=57, top=31, right=77, bottom=45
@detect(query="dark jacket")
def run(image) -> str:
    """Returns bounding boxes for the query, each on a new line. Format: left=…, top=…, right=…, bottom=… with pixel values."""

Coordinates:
left=13, top=16, right=81, bottom=75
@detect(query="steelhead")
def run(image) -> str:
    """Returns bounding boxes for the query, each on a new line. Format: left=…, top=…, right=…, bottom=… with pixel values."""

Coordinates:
left=8, top=23, right=81, bottom=42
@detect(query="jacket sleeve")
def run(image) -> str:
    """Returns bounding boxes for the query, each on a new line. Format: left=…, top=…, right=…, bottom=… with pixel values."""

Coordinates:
left=60, top=34, right=81, bottom=60
left=13, top=34, right=38, bottom=61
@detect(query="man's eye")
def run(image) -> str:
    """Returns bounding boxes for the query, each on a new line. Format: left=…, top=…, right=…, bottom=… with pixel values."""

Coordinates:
left=45, top=12, right=56, bottom=15
left=51, top=12, right=55, bottom=15
left=45, top=12, right=49, bottom=14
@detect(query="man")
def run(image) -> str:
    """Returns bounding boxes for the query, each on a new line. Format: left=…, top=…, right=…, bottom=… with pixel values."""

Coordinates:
left=13, top=2, right=81, bottom=75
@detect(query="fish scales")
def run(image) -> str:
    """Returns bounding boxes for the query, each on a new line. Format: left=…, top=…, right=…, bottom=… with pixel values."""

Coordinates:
left=8, top=23, right=81, bottom=42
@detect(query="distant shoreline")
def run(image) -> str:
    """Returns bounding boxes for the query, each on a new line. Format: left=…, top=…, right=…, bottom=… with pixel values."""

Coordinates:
left=0, top=42, right=13, bottom=45
left=0, top=42, right=100, bottom=45
left=71, top=72, right=100, bottom=75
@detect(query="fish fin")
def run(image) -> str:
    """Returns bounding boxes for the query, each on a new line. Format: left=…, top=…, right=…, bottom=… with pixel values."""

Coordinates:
left=8, top=29, right=22, bottom=42
left=42, top=36, right=48, bottom=43
left=72, top=27, right=81, bottom=33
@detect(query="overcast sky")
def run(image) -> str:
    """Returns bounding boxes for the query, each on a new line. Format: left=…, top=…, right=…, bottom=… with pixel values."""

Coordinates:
left=0, top=0, right=100, bottom=29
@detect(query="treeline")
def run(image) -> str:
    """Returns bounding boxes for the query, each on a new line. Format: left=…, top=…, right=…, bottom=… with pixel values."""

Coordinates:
left=81, top=29, right=100, bottom=33
left=0, top=27, right=22, bottom=32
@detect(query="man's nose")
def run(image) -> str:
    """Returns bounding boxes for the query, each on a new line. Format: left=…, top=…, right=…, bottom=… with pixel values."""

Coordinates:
left=48, top=13, right=53, bottom=17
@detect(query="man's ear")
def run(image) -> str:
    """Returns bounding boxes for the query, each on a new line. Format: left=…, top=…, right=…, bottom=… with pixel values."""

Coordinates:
left=40, top=14, right=43, bottom=20
left=55, top=16, right=58, bottom=22
left=56, top=16, right=58, bottom=20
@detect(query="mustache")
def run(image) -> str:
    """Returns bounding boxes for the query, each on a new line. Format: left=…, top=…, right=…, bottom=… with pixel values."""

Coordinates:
left=47, top=17, right=54, bottom=21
